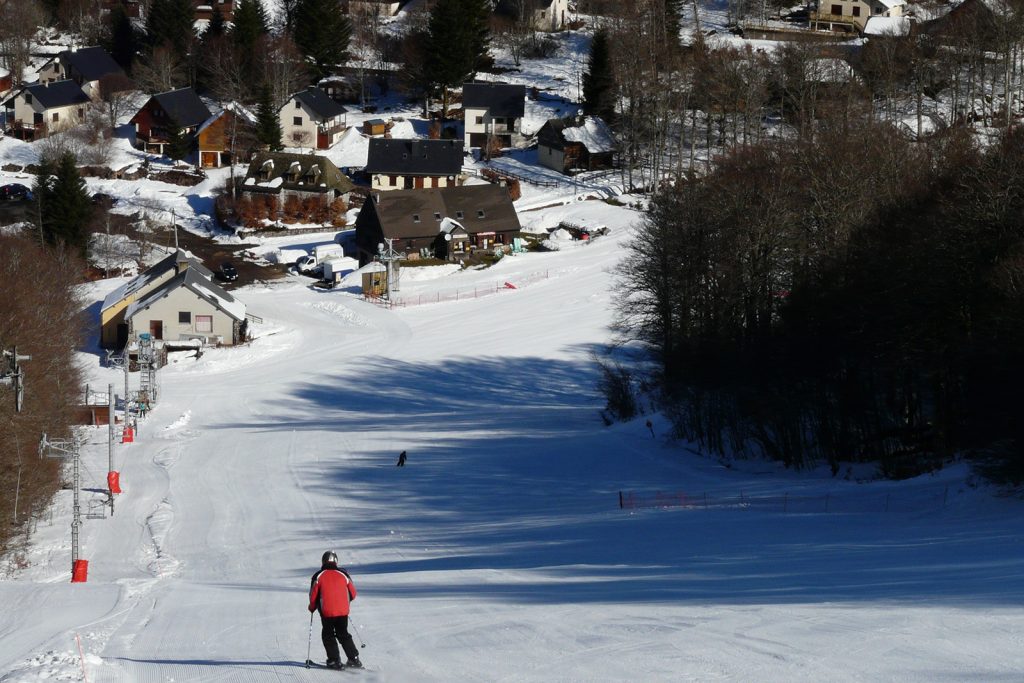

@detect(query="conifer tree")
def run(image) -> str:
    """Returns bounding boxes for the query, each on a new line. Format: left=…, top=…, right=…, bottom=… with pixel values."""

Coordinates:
left=255, top=85, right=283, bottom=151
left=423, top=0, right=492, bottom=116
left=293, top=0, right=351, bottom=81
left=146, top=0, right=195, bottom=60
left=165, top=123, right=192, bottom=162
left=106, top=4, right=138, bottom=73
left=231, top=0, right=268, bottom=54
left=34, top=153, right=93, bottom=257
left=582, top=29, right=615, bottom=121
left=206, top=4, right=227, bottom=40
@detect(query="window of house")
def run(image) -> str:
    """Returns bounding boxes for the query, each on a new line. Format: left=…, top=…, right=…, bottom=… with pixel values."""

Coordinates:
left=475, top=116, right=484, bottom=124
left=477, top=210, right=485, bottom=218
left=434, top=212, right=441, bottom=221
left=25, top=93, right=32, bottom=104
left=456, top=210, right=464, bottom=219
left=389, top=175, right=397, bottom=186
left=852, top=5, right=860, bottom=15
left=196, top=315, right=213, bottom=333
left=295, top=100, right=301, bottom=109
left=77, top=108, right=84, bottom=118
left=293, top=116, right=302, bottom=126
left=874, top=5, right=882, bottom=11
left=52, top=112, right=59, bottom=122
left=412, top=214, right=420, bottom=223
left=831, top=3, right=841, bottom=13
left=179, top=312, right=191, bottom=324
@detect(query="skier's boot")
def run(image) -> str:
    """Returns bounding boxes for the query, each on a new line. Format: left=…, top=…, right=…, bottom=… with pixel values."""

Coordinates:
left=346, top=658, right=363, bottom=669
left=326, top=659, right=344, bottom=670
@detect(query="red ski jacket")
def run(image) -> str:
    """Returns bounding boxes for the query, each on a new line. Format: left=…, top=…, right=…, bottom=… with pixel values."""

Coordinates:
left=309, top=567, right=357, bottom=617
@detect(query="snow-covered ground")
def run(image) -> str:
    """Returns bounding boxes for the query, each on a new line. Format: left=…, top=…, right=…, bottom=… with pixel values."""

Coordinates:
left=2, top=7, right=1024, bottom=681
left=2, top=198, right=1024, bottom=683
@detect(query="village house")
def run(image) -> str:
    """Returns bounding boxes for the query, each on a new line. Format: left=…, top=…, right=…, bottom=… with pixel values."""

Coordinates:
left=124, top=267, right=247, bottom=346
left=37, top=46, right=126, bottom=100
left=129, top=87, right=212, bottom=156
left=193, top=0, right=235, bottom=21
left=536, top=115, right=615, bottom=174
left=495, top=0, right=569, bottom=31
left=2, top=80, right=90, bottom=139
left=241, top=151, right=354, bottom=203
left=365, top=138, right=466, bottom=191
left=100, top=250, right=214, bottom=348
left=348, top=0, right=402, bottom=16
left=0, top=68, right=12, bottom=99
left=462, top=81, right=526, bottom=149
left=279, top=87, right=348, bottom=150
left=197, top=104, right=256, bottom=168
left=355, top=184, right=521, bottom=264
left=810, top=0, right=905, bottom=31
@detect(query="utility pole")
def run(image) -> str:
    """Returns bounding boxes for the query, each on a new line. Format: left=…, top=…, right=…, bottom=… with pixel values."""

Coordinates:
left=108, top=383, right=115, bottom=515
left=1, top=346, right=32, bottom=412
left=377, top=238, right=401, bottom=300
left=39, top=433, right=82, bottom=575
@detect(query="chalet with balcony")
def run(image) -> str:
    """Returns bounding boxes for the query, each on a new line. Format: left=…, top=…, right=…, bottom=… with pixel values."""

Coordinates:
left=37, top=46, right=126, bottom=100
left=279, top=87, right=348, bottom=150
left=2, top=80, right=90, bottom=139
left=365, top=138, right=466, bottom=191
left=462, top=81, right=526, bottom=149
left=355, top=184, right=521, bottom=264
left=495, top=0, right=569, bottom=31
left=129, top=87, right=212, bottom=156
left=811, top=0, right=905, bottom=31
left=537, top=115, right=615, bottom=174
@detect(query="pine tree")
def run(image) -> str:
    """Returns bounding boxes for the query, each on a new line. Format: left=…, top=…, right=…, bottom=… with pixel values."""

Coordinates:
left=293, top=0, right=351, bottom=81
left=231, top=0, right=268, bottom=54
left=255, top=85, right=283, bottom=151
left=35, top=153, right=93, bottom=256
left=424, top=0, right=492, bottom=116
left=582, top=29, right=615, bottom=121
left=146, top=0, right=195, bottom=60
left=106, top=4, right=138, bottom=73
left=165, top=123, right=192, bottom=162
left=206, top=4, right=227, bottom=40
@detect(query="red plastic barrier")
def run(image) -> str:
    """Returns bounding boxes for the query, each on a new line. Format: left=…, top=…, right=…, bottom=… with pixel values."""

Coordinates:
left=121, top=426, right=134, bottom=443
left=71, top=559, right=88, bottom=583
left=107, top=471, right=122, bottom=494
left=504, top=282, right=517, bottom=289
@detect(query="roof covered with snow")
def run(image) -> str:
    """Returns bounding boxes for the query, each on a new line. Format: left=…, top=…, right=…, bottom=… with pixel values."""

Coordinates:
left=865, top=16, right=912, bottom=35
left=101, top=249, right=212, bottom=311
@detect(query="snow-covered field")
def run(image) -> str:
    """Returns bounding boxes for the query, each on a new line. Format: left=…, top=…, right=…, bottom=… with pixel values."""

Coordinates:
left=2, top=199, right=1023, bottom=682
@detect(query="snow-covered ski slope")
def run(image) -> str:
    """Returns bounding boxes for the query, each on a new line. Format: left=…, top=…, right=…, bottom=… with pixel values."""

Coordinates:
left=2, top=201, right=1024, bottom=682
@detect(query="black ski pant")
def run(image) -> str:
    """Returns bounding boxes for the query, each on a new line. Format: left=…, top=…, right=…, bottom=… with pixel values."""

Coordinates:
left=320, top=615, right=359, bottom=663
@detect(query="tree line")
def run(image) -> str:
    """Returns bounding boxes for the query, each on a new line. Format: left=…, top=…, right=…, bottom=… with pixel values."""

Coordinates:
left=0, top=238, right=85, bottom=558
left=616, top=120, right=1024, bottom=482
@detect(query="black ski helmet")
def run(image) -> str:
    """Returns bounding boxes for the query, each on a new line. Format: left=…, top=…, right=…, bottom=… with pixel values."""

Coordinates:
left=322, top=550, right=338, bottom=567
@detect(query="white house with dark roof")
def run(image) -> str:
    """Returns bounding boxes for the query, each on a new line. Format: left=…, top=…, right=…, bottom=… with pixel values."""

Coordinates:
left=462, top=81, right=527, bottom=149
left=100, top=249, right=214, bottom=348
left=37, top=46, right=126, bottom=100
left=279, top=86, right=348, bottom=150
left=124, top=267, right=247, bottom=346
left=2, top=80, right=91, bottom=139
left=811, top=0, right=906, bottom=30
left=365, top=138, right=466, bottom=191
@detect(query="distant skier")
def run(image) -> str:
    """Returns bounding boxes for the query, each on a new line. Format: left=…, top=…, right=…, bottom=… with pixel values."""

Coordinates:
left=646, top=420, right=654, bottom=438
left=397, top=450, right=407, bottom=467
left=309, top=551, right=362, bottom=670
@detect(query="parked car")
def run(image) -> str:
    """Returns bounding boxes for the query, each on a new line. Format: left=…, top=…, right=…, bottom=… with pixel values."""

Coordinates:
left=92, top=192, right=116, bottom=207
left=1, top=183, right=33, bottom=201
left=219, top=262, right=238, bottom=282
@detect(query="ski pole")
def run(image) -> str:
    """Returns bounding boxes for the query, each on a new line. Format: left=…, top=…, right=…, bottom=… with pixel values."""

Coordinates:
left=351, top=620, right=366, bottom=649
left=305, top=612, right=314, bottom=667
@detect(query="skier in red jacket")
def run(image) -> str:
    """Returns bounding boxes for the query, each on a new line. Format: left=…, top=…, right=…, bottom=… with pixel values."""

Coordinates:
left=309, top=551, right=362, bottom=669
